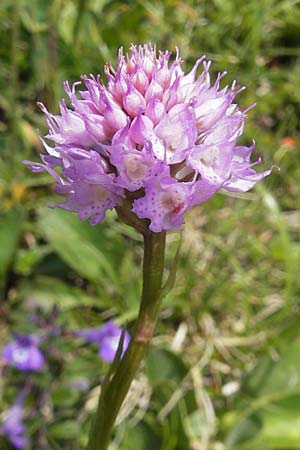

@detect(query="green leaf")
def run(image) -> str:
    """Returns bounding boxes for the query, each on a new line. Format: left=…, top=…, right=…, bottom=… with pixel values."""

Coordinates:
left=250, top=336, right=300, bottom=397
left=226, top=395, right=300, bottom=450
left=48, top=420, right=79, bottom=439
left=226, top=337, right=300, bottom=449
left=260, top=394, right=300, bottom=448
left=19, top=275, right=104, bottom=311
left=14, top=245, right=50, bottom=276
left=52, top=385, right=82, bottom=407
left=146, top=348, right=188, bottom=387
left=46, top=435, right=62, bottom=450
left=0, top=209, right=23, bottom=290
left=120, top=421, right=161, bottom=450
left=225, top=415, right=262, bottom=448
left=38, top=209, right=121, bottom=284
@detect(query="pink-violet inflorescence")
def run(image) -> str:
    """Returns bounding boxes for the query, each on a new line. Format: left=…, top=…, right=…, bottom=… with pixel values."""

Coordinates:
left=25, top=44, right=271, bottom=232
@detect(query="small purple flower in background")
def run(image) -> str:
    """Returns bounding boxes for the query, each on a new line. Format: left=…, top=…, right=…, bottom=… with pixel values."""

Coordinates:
left=1, top=397, right=27, bottom=449
left=98, top=322, right=130, bottom=362
left=2, top=334, right=45, bottom=372
left=25, top=44, right=273, bottom=232
left=76, top=321, right=130, bottom=362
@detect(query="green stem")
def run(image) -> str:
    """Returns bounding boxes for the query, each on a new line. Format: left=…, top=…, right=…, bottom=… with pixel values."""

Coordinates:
left=87, top=231, right=166, bottom=450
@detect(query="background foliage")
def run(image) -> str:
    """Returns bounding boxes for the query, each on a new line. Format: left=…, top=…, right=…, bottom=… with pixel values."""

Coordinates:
left=0, top=0, right=300, bottom=449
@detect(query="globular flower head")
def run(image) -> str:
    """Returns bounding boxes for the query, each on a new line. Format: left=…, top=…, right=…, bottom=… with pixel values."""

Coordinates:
left=25, top=44, right=272, bottom=232
left=76, top=321, right=130, bottom=362
left=2, top=334, right=45, bottom=372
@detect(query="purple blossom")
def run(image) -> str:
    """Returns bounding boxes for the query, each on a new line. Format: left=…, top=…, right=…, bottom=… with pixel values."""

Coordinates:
left=1, top=400, right=27, bottom=449
left=25, top=44, right=273, bottom=232
left=76, top=321, right=130, bottom=362
left=109, top=141, right=164, bottom=191
left=2, top=334, right=45, bottom=372
left=132, top=168, right=195, bottom=232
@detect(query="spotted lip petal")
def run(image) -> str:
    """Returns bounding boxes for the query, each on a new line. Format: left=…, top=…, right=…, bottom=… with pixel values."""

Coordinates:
left=132, top=169, right=196, bottom=232
left=25, top=44, right=273, bottom=232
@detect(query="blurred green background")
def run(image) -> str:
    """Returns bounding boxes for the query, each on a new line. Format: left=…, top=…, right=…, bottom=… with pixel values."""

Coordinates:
left=1, top=0, right=300, bottom=449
